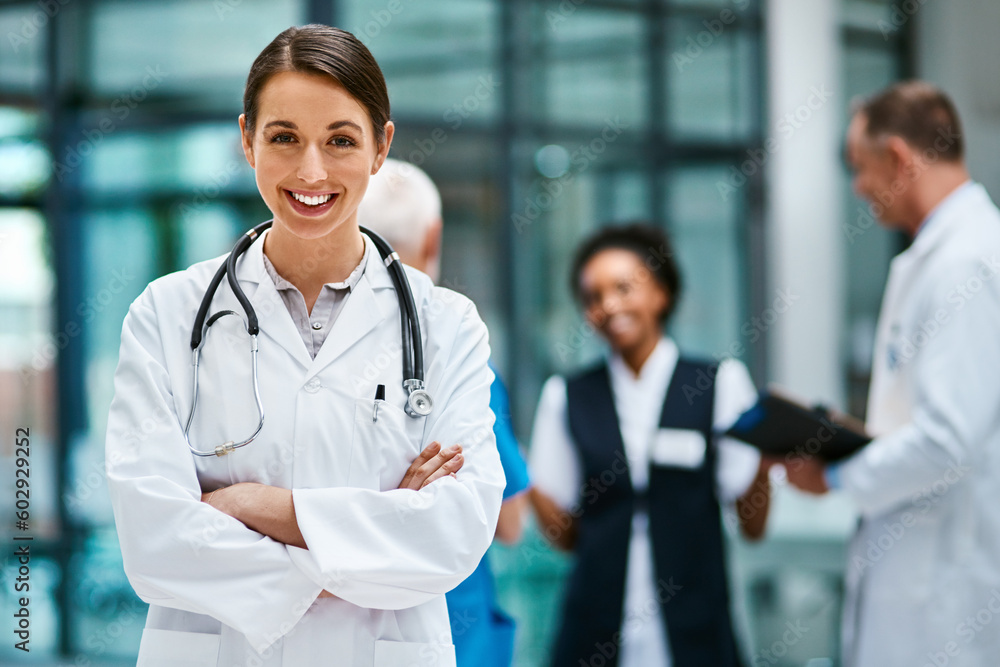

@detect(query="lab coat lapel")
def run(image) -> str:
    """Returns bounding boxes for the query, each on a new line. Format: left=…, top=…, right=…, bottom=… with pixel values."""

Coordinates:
left=234, top=228, right=314, bottom=370
left=878, top=184, right=982, bottom=328
left=308, top=243, right=392, bottom=376
left=868, top=228, right=936, bottom=433
left=866, top=183, right=982, bottom=433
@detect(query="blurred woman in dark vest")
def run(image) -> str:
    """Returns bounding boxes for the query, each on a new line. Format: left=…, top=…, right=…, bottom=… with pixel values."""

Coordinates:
left=529, top=223, right=770, bottom=667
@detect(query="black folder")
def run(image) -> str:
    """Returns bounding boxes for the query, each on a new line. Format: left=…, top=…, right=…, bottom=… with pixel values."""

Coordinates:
left=724, top=389, right=872, bottom=462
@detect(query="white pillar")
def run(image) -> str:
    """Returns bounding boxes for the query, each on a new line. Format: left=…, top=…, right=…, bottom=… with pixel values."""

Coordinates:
left=765, top=0, right=845, bottom=406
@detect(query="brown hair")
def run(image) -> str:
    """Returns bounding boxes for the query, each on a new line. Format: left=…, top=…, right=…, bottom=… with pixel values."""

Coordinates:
left=243, top=25, right=391, bottom=144
left=856, top=81, right=963, bottom=162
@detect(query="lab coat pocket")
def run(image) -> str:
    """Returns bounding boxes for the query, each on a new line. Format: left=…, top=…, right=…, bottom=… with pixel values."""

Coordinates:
left=136, top=628, right=221, bottom=667
left=650, top=428, right=707, bottom=469
left=349, top=398, right=424, bottom=491
left=372, top=639, right=456, bottom=667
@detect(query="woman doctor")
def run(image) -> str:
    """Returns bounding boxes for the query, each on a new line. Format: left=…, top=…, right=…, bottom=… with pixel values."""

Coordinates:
left=105, top=25, right=504, bottom=667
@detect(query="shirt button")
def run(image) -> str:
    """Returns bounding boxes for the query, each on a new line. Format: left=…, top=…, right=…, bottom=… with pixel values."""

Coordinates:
left=304, top=377, right=321, bottom=393
left=311, top=321, right=322, bottom=331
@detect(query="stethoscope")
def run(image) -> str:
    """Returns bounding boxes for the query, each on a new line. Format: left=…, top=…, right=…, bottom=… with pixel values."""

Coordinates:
left=183, top=220, right=433, bottom=458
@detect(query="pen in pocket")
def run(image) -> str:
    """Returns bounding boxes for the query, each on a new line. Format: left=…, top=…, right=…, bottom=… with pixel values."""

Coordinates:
left=372, top=384, right=385, bottom=422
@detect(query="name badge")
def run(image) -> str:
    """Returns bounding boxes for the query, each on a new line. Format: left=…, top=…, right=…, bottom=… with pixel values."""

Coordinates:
left=650, top=428, right=707, bottom=469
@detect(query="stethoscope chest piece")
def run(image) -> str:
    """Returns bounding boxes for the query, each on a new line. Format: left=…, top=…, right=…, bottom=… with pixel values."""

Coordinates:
left=404, top=380, right=434, bottom=417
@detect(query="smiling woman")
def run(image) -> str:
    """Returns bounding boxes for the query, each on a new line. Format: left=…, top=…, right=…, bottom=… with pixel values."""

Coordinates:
left=237, top=27, right=395, bottom=310
left=104, top=24, right=504, bottom=667
left=529, top=223, right=771, bottom=667
left=239, top=69, right=389, bottom=309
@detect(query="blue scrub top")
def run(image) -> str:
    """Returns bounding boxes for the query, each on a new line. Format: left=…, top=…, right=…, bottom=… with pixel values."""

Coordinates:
left=446, top=363, right=529, bottom=667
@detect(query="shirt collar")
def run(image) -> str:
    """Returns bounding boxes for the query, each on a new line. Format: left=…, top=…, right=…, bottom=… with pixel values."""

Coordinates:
left=608, top=336, right=679, bottom=386
left=261, top=234, right=370, bottom=294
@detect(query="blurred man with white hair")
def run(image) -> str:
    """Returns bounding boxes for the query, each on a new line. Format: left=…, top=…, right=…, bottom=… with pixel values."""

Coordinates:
left=358, top=158, right=530, bottom=667
left=358, top=158, right=444, bottom=284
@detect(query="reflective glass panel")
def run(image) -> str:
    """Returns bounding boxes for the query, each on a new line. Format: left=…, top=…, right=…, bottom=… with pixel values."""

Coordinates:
left=0, top=207, right=59, bottom=660
left=666, top=164, right=746, bottom=359
left=83, top=123, right=255, bottom=197
left=89, top=0, right=303, bottom=112
left=0, top=107, right=49, bottom=197
left=666, top=13, right=757, bottom=140
left=539, top=8, right=647, bottom=128
left=842, top=0, right=904, bottom=33
left=342, top=0, right=499, bottom=121
left=0, top=4, right=47, bottom=94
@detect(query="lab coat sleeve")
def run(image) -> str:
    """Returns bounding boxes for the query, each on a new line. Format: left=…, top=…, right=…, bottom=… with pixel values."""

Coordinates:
left=289, top=298, right=505, bottom=610
left=838, top=257, right=1000, bottom=516
left=106, top=287, right=322, bottom=653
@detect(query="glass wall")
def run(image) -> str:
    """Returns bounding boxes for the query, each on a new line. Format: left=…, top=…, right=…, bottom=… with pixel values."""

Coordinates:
left=0, top=0, right=906, bottom=665
left=840, top=0, right=910, bottom=418
left=0, top=0, right=63, bottom=657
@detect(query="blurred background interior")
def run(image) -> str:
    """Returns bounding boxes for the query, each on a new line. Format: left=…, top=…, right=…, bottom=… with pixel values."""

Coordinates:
left=2, top=0, right=999, bottom=664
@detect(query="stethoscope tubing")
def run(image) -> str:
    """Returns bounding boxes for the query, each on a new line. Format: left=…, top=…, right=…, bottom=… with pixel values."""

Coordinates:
left=184, top=221, right=428, bottom=457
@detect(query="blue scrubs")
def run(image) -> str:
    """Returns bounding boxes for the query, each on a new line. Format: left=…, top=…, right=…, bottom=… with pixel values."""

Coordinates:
left=446, top=364, right=530, bottom=667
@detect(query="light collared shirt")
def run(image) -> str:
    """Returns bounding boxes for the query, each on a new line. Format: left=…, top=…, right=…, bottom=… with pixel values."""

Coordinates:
left=261, top=236, right=370, bottom=358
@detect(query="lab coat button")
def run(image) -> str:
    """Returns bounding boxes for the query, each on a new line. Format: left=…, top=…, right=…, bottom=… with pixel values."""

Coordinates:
left=311, top=321, right=322, bottom=330
left=304, top=377, right=321, bottom=393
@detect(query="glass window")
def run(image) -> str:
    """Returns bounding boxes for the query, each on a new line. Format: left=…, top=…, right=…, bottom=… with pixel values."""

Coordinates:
left=0, top=208, right=55, bottom=378
left=673, top=0, right=755, bottom=8
left=0, top=107, right=49, bottom=197
left=538, top=8, right=648, bottom=129
left=666, top=164, right=747, bottom=360
left=0, top=208, right=60, bottom=660
left=842, top=0, right=904, bottom=33
left=343, top=0, right=499, bottom=121
left=0, top=4, right=47, bottom=95
left=666, top=12, right=758, bottom=140
left=89, top=0, right=303, bottom=112
left=83, top=124, right=255, bottom=197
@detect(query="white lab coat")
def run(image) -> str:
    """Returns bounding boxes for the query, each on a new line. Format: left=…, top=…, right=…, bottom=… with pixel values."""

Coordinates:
left=105, top=230, right=505, bottom=667
left=837, top=183, right=1000, bottom=666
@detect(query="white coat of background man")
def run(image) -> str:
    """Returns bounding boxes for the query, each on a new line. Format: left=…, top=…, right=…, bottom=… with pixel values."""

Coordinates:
left=785, top=81, right=1000, bottom=666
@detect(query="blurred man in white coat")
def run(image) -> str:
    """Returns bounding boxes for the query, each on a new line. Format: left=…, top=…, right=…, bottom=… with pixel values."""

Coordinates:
left=786, top=81, right=1000, bottom=666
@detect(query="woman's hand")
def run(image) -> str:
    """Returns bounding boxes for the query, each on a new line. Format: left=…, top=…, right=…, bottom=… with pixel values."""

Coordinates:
left=397, top=441, right=464, bottom=490
left=202, top=483, right=307, bottom=549
left=530, top=487, right=578, bottom=551
left=201, top=485, right=243, bottom=517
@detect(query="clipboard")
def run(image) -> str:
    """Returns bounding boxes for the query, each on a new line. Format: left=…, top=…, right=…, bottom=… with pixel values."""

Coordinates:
left=724, top=387, right=872, bottom=462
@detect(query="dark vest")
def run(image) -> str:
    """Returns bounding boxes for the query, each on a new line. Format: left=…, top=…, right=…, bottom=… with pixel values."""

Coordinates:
left=552, top=358, right=741, bottom=667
